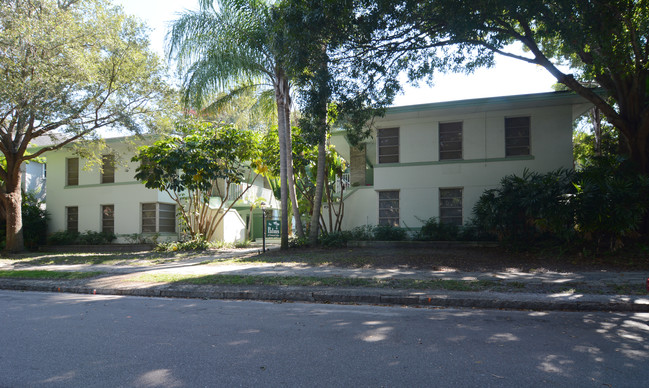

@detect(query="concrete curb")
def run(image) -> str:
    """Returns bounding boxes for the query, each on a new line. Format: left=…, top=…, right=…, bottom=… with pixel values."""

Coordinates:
left=1, top=279, right=648, bottom=312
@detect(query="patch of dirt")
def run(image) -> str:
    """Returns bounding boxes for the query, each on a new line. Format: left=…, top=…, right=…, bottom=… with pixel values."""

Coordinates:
left=260, top=246, right=649, bottom=273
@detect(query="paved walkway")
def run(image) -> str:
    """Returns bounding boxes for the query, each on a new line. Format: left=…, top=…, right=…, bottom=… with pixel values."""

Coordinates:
left=1, top=245, right=648, bottom=312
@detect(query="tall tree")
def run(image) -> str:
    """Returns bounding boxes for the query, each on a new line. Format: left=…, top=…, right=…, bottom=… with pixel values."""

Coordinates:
left=281, top=0, right=391, bottom=244
left=0, top=0, right=168, bottom=252
left=168, top=0, right=305, bottom=249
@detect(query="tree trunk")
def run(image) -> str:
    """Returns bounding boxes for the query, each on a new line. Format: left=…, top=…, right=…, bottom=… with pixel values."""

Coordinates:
left=275, top=75, right=290, bottom=249
left=3, top=163, right=24, bottom=253
left=309, top=130, right=327, bottom=245
left=283, top=87, right=305, bottom=239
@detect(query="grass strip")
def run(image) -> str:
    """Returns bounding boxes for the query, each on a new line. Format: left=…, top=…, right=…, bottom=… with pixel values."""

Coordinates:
left=0, top=270, right=103, bottom=280
left=130, top=273, right=505, bottom=291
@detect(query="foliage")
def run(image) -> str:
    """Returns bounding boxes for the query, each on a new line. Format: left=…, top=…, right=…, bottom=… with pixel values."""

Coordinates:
left=572, top=158, right=649, bottom=250
left=0, top=0, right=169, bottom=252
left=472, top=160, right=649, bottom=251
left=48, top=231, right=116, bottom=246
left=340, top=0, right=649, bottom=180
left=573, top=125, right=620, bottom=170
left=169, top=0, right=305, bottom=248
left=415, top=217, right=460, bottom=241
left=154, top=237, right=211, bottom=252
left=318, top=230, right=353, bottom=247
left=133, top=119, right=261, bottom=240
left=371, top=225, right=409, bottom=241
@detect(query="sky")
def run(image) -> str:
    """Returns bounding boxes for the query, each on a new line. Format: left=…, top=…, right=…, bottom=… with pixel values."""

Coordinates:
left=114, top=0, right=563, bottom=107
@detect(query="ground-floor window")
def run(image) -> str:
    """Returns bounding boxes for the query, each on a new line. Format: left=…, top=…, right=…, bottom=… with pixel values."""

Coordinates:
left=439, top=188, right=463, bottom=226
left=102, top=205, right=114, bottom=234
left=378, top=190, right=400, bottom=227
left=66, top=206, right=78, bottom=232
left=142, top=203, right=176, bottom=233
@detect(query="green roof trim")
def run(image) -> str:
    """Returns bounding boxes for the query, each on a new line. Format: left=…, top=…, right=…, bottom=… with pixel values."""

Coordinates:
left=374, top=155, right=535, bottom=168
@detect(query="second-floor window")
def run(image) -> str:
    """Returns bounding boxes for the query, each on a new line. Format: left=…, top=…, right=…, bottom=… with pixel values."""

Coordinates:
left=439, top=122, right=463, bottom=160
left=101, top=154, right=115, bottom=184
left=505, top=116, right=531, bottom=157
left=378, top=127, right=399, bottom=164
left=66, top=158, right=79, bottom=186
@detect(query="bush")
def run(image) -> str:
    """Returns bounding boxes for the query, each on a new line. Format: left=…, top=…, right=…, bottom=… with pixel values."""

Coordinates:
left=318, top=230, right=353, bottom=247
left=416, top=217, right=460, bottom=241
left=472, top=168, right=575, bottom=242
left=48, top=230, right=115, bottom=245
left=288, top=236, right=309, bottom=248
left=154, top=237, right=210, bottom=252
left=572, top=157, right=649, bottom=249
left=48, top=230, right=80, bottom=245
left=471, top=159, right=649, bottom=251
left=348, top=225, right=375, bottom=241
left=372, top=224, right=408, bottom=241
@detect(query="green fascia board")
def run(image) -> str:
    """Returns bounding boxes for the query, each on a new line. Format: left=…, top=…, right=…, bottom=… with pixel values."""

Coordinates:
left=373, top=155, right=534, bottom=168
left=65, top=181, right=142, bottom=189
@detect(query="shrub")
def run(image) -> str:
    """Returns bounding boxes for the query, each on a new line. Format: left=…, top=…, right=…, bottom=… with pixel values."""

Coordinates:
left=288, top=236, right=309, bottom=248
left=48, top=230, right=115, bottom=245
left=77, top=231, right=116, bottom=245
left=48, top=230, right=80, bottom=245
left=472, top=168, right=575, bottom=242
left=572, top=157, right=649, bottom=249
left=154, top=237, right=211, bottom=252
left=318, top=230, right=353, bottom=247
left=348, top=225, right=375, bottom=241
left=372, top=224, right=408, bottom=241
left=471, top=159, right=649, bottom=251
left=416, top=217, right=460, bottom=241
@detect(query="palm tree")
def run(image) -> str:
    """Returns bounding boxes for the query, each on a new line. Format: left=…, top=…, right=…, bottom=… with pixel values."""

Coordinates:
left=168, top=0, right=304, bottom=248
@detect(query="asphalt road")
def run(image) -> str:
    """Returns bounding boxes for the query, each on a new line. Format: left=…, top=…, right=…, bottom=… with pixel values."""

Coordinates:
left=1, top=290, right=648, bottom=387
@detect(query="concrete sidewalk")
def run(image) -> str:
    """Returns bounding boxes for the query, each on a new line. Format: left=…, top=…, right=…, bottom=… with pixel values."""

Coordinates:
left=1, top=246, right=648, bottom=312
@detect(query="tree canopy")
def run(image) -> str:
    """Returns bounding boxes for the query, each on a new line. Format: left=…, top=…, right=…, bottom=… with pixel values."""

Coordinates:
left=133, top=119, right=262, bottom=240
left=344, top=0, right=649, bottom=173
left=0, top=0, right=169, bottom=251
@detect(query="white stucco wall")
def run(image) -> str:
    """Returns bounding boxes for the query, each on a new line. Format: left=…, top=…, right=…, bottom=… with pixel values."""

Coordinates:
left=335, top=91, right=591, bottom=231
left=45, top=137, right=178, bottom=243
left=46, top=136, right=278, bottom=244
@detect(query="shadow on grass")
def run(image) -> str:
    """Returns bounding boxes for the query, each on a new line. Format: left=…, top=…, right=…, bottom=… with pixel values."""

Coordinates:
left=223, top=246, right=649, bottom=273
left=3, top=251, right=207, bottom=266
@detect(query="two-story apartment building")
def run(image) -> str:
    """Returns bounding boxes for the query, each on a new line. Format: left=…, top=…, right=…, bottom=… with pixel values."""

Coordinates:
left=46, top=136, right=278, bottom=243
left=330, top=91, right=592, bottom=230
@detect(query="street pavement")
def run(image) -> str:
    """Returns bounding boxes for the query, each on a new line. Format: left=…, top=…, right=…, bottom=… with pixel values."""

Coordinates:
left=1, top=244, right=648, bottom=312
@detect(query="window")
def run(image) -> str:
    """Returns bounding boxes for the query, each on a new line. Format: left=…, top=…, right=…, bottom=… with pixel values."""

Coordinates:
left=378, top=190, right=399, bottom=226
left=66, top=206, right=78, bottom=232
left=378, top=127, right=399, bottom=163
left=505, top=116, right=530, bottom=156
left=101, top=154, right=115, bottom=184
left=66, top=158, right=79, bottom=186
left=439, top=188, right=463, bottom=226
left=142, top=203, right=176, bottom=233
left=439, top=122, right=462, bottom=160
left=102, top=205, right=114, bottom=234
